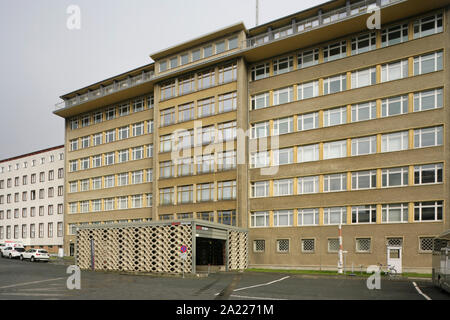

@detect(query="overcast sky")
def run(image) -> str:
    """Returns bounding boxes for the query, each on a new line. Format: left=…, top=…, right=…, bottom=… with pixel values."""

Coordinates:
left=0, top=0, right=328, bottom=160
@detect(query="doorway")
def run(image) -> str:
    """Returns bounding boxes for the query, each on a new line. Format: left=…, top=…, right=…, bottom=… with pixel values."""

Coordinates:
left=196, top=237, right=226, bottom=267
left=387, top=246, right=402, bottom=274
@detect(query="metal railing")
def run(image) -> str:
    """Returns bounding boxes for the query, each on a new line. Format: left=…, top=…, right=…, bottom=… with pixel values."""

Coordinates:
left=245, top=0, right=404, bottom=48
left=55, top=70, right=154, bottom=110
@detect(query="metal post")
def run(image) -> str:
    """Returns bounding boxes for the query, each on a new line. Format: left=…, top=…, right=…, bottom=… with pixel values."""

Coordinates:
left=90, top=238, right=95, bottom=271
left=255, top=0, right=259, bottom=26
left=338, top=224, right=343, bottom=274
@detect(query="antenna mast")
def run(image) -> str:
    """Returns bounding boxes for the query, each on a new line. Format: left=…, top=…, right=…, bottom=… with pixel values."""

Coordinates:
left=256, top=0, right=259, bottom=26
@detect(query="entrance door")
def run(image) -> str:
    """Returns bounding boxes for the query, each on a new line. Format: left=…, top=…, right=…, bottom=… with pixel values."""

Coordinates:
left=387, top=246, right=402, bottom=274
left=69, top=243, right=75, bottom=257
left=196, top=238, right=225, bottom=266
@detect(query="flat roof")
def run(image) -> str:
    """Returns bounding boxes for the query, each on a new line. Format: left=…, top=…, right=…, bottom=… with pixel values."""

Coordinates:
left=0, top=145, right=64, bottom=164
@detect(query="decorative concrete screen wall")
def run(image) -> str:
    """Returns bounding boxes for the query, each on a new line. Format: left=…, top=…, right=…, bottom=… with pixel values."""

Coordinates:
left=76, top=223, right=193, bottom=274
left=228, top=230, right=248, bottom=271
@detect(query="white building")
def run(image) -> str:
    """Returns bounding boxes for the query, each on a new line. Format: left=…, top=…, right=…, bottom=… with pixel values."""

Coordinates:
left=0, top=146, right=65, bottom=255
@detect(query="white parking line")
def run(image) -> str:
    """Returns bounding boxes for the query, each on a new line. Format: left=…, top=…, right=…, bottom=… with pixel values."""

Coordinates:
left=230, top=294, right=287, bottom=300
left=233, top=276, right=290, bottom=292
left=412, top=282, right=432, bottom=300
left=0, top=277, right=65, bottom=290
left=0, top=292, right=65, bottom=297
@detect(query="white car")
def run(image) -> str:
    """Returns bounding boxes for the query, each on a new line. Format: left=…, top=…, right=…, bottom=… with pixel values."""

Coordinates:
left=1, top=246, right=26, bottom=259
left=20, top=249, right=50, bottom=262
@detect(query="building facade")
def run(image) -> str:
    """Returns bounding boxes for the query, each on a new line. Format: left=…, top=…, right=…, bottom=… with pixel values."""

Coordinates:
left=0, top=146, right=65, bottom=254
left=54, top=0, right=449, bottom=272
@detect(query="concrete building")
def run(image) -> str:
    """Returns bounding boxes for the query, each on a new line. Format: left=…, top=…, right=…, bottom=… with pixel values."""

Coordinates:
left=54, top=0, right=449, bottom=273
left=0, top=146, right=65, bottom=254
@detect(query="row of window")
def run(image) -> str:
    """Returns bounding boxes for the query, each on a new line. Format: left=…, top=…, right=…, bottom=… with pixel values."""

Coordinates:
left=1, top=186, right=64, bottom=204
left=0, top=222, right=63, bottom=240
left=0, top=153, right=64, bottom=174
left=250, top=12, right=443, bottom=81
left=159, top=180, right=237, bottom=205
left=0, top=169, right=64, bottom=189
left=159, top=36, right=239, bottom=73
left=253, top=236, right=436, bottom=254
left=251, top=50, right=443, bottom=110
left=251, top=87, right=443, bottom=137
left=160, top=62, right=237, bottom=100
left=250, top=163, right=442, bottom=197
left=69, top=95, right=154, bottom=131
left=160, top=91, right=237, bottom=127
left=0, top=204, right=64, bottom=220
left=69, top=169, right=153, bottom=193
left=250, top=201, right=443, bottom=228
left=70, top=121, right=153, bottom=152
left=251, top=126, right=443, bottom=168
left=69, top=145, right=153, bottom=172
left=68, top=194, right=153, bottom=214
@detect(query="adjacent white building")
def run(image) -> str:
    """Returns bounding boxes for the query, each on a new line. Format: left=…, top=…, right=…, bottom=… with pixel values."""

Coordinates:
left=0, top=146, right=65, bottom=255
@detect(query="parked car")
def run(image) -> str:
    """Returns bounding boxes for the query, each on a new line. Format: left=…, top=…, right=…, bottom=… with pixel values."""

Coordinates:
left=20, top=249, right=50, bottom=262
left=1, top=246, right=26, bottom=259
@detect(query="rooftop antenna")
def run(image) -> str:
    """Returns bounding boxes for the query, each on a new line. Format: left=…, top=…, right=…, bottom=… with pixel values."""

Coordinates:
left=256, top=0, right=259, bottom=26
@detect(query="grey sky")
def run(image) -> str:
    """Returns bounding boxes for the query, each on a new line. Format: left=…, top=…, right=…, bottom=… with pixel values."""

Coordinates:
left=0, top=0, right=328, bottom=160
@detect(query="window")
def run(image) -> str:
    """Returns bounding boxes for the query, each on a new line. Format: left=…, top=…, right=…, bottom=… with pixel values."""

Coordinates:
left=352, top=170, right=377, bottom=190
left=147, top=95, right=154, bottom=109
left=69, top=203, right=77, bottom=214
left=176, top=103, right=194, bottom=123
left=298, top=49, right=319, bottom=68
left=161, top=81, right=176, bottom=100
left=179, top=76, right=195, bottom=95
left=117, top=196, right=128, bottom=210
left=277, top=239, right=290, bottom=253
left=105, top=129, right=116, bottom=143
left=382, top=167, right=409, bottom=188
left=218, top=181, right=236, bottom=200
left=414, top=13, right=443, bottom=39
left=58, top=168, right=64, bottom=179
left=323, top=207, right=347, bottom=225
left=70, top=139, right=79, bottom=151
left=250, top=151, right=269, bottom=168
left=118, top=126, right=129, bottom=140
left=251, top=63, right=270, bottom=81
left=351, top=67, right=376, bottom=89
left=297, top=81, right=319, bottom=100
left=192, top=49, right=201, bottom=61
left=382, top=203, right=408, bottom=223
left=381, top=131, right=408, bottom=152
left=414, top=201, right=443, bottom=222
left=351, top=32, right=376, bottom=55
left=323, top=140, right=347, bottom=160
left=352, top=205, right=376, bottom=224
left=273, top=179, right=293, bottom=196
left=80, top=201, right=89, bottom=213
left=197, top=69, right=215, bottom=90
left=356, top=238, right=371, bottom=253
left=91, top=200, right=101, bottom=212
left=146, top=194, right=153, bottom=207
left=159, top=60, right=167, bottom=72
left=419, top=237, right=434, bottom=252
left=118, top=149, right=129, bottom=163
left=323, top=41, right=346, bottom=62
left=298, top=208, right=319, bottom=226
left=160, top=108, right=175, bottom=127
left=132, top=122, right=144, bottom=137
left=177, top=157, right=193, bottom=177
left=132, top=146, right=144, bottom=161
left=218, top=63, right=237, bottom=84
left=416, top=51, right=443, bottom=77
left=70, top=119, right=79, bottom=130
left=170, top=56, right=178, bottom=69
left=251, top=92, right=270, bottom=110
left=414, top=163, right=443, bottom=185
left=117, top=173, right=129, bottom=187
left=159, top=188, right=174, bottom=205
left=92, top=133, right=102, bottom=146
left=297, top=176, right=319, bottom=194
left=57, top=204, right=63, bottom=214
left=146, top=120, right=154, bottom=134
left=92, top=155, right=102, bottom=168
left=199, top=211, right=214, bottom=222
left=131, top=170, right=143, bottom=185
left=297, top=144, right=319, bottom=163
left=218, top=121, right=236, bottom=142
left=106, top=107, right=115, bottom=120
left=197, top=183, right=214, bottom=202
left=180, top=53, right=189, bottom=66
left=273, top=210, right=293, bottom=227
left=302, top=239, right=315, bottom=253
left=414, top=88, right=443, bottom=112
left=273, top=56, right=293, bottom=75
left=414, top=126, right=443, bottom=148
left=351, top=136, right=376, bottom=156
left=39, top=172, right=45, bottom=182
left=146, top=169, right=153, bottom=182
left=131, top=195, right=143, bottom=208
left=273, top=148, right=293, bottom=166
left=160, top=161, right=174, bottom=178
left=196, top=154, right=214, bottom=174
left=203, top=45, right=213, bottom=58
left=381, top=60, right=408, bottom=82
left=273, top=117, right=293, bottom=135
left=118, top=104, right=130, bottom=117
left=80, top=179, right=89, bottom=192
left=323, top=107, right=347, bottom=127
left=382, top=95, right=408, bottom=117
left=217, top=210, right=236, bottom=226
left=253, top=240, right=266, bottom=252
left=57, top=222, right=63, bottom=237
left=104, top=175, right=115, bottom=188
left=105, top=152, right=115, bottom=166
left=351, top=101, right=376, bottom=122
left=81, top=115, right=90, bottom=127
left=323, top=173, right=347, bottom=192
left=297, top=112, right=319, bottom=131
left=228, top=37, right=238, bottom=50
left=323, top=74, right=346, bottom=94
left=251, top=121, right=270, bottom=139
left=103, top=198, right=115, bottom=211
left=328, top=239, right=340, bottom=252
left=80, top=158, right=89, bottom=170
left=218, top=92, right=237, bottom=113
left=273, top=87, right=293, bottom=105
left=218, top=151, right=236, bottom=171
left=381, top=23, right=408, bottom=47
left=251, top=181, right=269, bottom=198
left=197, top=97, right=215, bottom=118
left=147, top=144, right=153, bottom=158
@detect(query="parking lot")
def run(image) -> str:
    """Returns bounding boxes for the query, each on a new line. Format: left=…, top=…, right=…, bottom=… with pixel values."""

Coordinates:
left=0, top=256, right=448, bottom=300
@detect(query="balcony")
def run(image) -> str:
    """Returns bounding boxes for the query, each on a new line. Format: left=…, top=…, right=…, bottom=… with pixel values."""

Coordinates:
left=245, top=0, right=405, bottom=48
left=55, top=70, right=155, bottom=111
